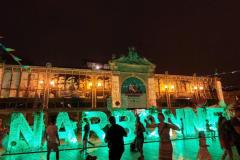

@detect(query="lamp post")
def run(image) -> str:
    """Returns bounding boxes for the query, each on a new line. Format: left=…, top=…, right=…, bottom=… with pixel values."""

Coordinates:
left=88, top=78, right=103, bottom=109
left=194, top=86, right=199, bottom=101
left=164, top=84, right=175, bottom=108
left=41, top=78, right=55, bottom=109
left=193, top=85, right=204, bottom=105
left=165, top=85, right=171, bottom=108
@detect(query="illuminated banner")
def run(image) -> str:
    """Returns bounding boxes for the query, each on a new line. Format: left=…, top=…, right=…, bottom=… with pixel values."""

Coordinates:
left=2, top=107, right=225, bottom=153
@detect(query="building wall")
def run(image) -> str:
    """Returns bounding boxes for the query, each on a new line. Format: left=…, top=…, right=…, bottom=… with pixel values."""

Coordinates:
left=154, top=74, right=218, bottom=107
left=0, top=64, right=220, bottom=109
left=0, top=64, right=112, bottom=108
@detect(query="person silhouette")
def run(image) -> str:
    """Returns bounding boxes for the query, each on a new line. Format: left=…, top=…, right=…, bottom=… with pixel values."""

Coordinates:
left=218, top=115, right=233, bottom=160
left=197, top=131, right=211, bottom=160
left=80, top=118, right=94, bottom=155
left=44, top=117, right=60, bottom=160
left=230, top=104, right=240, bottom=155
left=180, top=118, right=185, bottom=138
left=135, top=115, right=145, bottom=160
left=105, top=116, right=127, bottom=160
left=145, top=113, right=179, bottom=160
left=206, top=119, right=216, bottom=139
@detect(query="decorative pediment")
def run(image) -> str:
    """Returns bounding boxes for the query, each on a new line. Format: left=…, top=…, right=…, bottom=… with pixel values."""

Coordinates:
left=109, top=47, right=156, bottom=73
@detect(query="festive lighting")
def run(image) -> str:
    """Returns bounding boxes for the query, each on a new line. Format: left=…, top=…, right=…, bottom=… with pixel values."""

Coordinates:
left=138, top=109, right=159, bottom=140
left=97, top=82, right=102, bottom=87
left=199, top=86, right=204, bottom=90
left=194, top=86, right=198, bottom=90
left=88, top=82, right=93, bottom=87
left=6, top=112, right=44, bottom=153
left=39, top=80, right=44, bottom=84
left=171, top=85, right=175, bottom=89
left=56, top=112, right=77, bottom=145
left=112, top=110, right=136, bottom=142
left=50, top=80, right=55, bottom=86
left=164, top=85, right=168, bottom=89
left=82, top=111, right=108, bottom=142
left=96, top=65, right=100, bottom=70
left=6, top=48, right=15, bottom=52
left=2, top=108, right=225, bottom=153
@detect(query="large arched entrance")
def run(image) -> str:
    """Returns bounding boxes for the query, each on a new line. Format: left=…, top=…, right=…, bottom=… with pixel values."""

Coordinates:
left=121, top=77, right=147, bottom=108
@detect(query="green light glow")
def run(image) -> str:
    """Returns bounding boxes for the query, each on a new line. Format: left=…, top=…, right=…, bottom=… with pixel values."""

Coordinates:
left=138, top=109, right=159, bottom=140
left=56, top=112, right=77, bottom=145
left=82, top=111, right=108, bottom=142
left=112, top=110, right=136, bottom=142
left=6, top=112, right=44, bottom=153
left=2, top=107, right=225, bottom=153
left=162, top=107, right=224, bottom=137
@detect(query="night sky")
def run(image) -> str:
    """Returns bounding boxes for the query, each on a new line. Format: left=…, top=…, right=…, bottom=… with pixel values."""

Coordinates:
left=0, top=1, right=240, bottom=86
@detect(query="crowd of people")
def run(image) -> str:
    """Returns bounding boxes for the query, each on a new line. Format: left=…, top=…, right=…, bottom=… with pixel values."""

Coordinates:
left=0, top=103, right=238, bottom=160
left=38, top=104, right=240, bottom=160
left=43, top=105, right=239, bottom=160
left=217, top=105, right=240, bottom=160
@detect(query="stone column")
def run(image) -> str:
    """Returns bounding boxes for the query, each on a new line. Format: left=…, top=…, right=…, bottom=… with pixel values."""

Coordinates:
left=0, top=63, right=4, bottom=97
left=215, top=80, right=224, bottom=102
left=147, top=77, right=157, bottom=106
left=111, top=75, right=121, bottom=108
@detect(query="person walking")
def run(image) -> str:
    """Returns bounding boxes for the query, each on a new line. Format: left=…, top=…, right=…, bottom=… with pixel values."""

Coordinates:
left=135, top=115, right=145, bottom=160
left=230, top=103, right=240, bottom=156
left=197, top=131, right=211, bottom=160
left=44, top=117, right=60, bottom=160
left=218, top=115, right=233, bottom=160
left=105, top=116, right=127, bottom=160
left=80, top=118, right=94, bottom=155
left=145, top=113, right=179, bottom=160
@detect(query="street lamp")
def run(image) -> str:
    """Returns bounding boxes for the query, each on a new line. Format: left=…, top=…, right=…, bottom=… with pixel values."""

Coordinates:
left=39, top=80, right=44, bottom=85
left=164, top=85, right=172, bottom=108
left=50, top=80, right=55, bottom=87
left=193, top=86, right=204, bottom=101
left=39, top=79, right=56, bottom=109
left=97, top=82, right=102, bottom=87
left=88, top=80, right=103, bottom=109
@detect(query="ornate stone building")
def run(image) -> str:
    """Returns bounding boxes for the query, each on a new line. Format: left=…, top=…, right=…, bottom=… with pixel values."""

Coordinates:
left=0, top=49, right=224, bottom=110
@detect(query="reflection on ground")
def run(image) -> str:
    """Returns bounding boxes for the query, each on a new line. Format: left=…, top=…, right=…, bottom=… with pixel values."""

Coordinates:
left=1, top=138, right=239, bottom=160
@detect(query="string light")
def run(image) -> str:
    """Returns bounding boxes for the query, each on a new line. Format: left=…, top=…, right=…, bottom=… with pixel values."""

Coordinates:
left=206, top=69, right=240, bottom=77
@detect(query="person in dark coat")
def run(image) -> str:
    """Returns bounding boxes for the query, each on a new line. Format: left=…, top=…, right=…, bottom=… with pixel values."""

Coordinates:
left=230, top=104, right=240, bottom=156
left=105, top=116, right=127, bottom=160
left=135, top=115, right=145, bottom=160
left=218, top=115, right=233, bottom=160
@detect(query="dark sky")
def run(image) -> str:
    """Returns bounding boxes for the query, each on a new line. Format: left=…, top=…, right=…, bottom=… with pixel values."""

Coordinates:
left=0, top=1, right=240, bottom=83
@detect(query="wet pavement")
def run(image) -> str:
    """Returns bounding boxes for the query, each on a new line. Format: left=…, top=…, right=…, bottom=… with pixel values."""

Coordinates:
left=1, top=138, right=239, bottom=160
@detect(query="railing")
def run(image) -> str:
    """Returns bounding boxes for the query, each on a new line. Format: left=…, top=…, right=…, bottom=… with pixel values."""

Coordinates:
left=156, top=98, right=218, bottom=108
left=0, top=98, right=108, bottom=111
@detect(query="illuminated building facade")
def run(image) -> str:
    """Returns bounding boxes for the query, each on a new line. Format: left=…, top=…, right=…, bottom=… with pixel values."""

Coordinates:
left=0, top=49, right=224, bottom=110
left=0, top=49, right=226, bottom=154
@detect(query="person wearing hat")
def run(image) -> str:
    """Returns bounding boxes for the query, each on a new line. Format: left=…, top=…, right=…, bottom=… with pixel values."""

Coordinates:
left=230, top=103, right=240, bottom=155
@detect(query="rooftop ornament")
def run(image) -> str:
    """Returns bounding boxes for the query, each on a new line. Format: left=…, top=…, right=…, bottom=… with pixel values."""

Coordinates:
left=109, top=47, right=156, bottom=73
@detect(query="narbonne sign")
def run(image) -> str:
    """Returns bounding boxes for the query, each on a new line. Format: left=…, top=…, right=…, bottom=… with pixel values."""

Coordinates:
left=2, top=107, right=224, bottom=153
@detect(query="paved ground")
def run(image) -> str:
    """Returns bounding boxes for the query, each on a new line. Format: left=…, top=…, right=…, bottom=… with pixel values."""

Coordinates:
left=1, top=138, right=239, bottom=160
